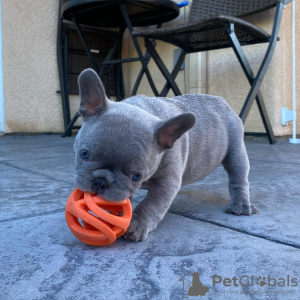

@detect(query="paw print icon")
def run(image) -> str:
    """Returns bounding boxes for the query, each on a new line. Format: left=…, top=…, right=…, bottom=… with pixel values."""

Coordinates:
left=256, top=276, right=266, bottom=286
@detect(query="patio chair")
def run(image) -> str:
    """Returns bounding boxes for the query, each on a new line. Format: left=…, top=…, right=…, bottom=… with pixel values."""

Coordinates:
left=132, top=0, right=292, bottom=144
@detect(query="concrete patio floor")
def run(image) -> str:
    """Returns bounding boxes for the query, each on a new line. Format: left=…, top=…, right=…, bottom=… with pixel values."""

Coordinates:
left=0, top=135, right=299, bottom=300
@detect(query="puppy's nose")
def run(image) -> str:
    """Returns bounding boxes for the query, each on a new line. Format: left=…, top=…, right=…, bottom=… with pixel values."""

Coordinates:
left=92, top=177, right=109, bottom=194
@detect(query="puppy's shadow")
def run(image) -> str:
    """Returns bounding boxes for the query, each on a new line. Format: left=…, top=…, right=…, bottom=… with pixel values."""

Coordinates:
left=173, top=189, right=228, bottom=213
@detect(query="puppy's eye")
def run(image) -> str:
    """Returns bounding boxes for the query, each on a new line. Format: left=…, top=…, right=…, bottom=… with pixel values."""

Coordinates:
left=130, top=172, right=142, bottom=181
left=79, top=149, right=90, bottom=160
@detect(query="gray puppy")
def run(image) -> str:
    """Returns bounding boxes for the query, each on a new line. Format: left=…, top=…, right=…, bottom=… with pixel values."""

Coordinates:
left=74, top=69, right=258, bottom=242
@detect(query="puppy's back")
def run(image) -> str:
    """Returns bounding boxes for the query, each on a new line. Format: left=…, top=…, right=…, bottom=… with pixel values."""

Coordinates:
left=125, top=94, right=244, bottom=183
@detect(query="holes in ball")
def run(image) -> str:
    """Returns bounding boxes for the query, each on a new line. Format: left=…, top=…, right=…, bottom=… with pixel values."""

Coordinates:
left=101, top=208, right=112, bottom=215
left=81, top=219, right=99, bottom=231
left=78, top=218, right=84, bottom=227
left=88, top=210, right=100, bottom=218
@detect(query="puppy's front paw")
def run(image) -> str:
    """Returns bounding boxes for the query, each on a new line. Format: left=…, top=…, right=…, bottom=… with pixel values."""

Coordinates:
left=226, top=203, right=258, bottom=216
left=123, top=214, right=151, bottom=242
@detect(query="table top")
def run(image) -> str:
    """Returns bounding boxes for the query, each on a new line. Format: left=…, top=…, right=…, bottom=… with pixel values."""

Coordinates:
left=62, top=0, right=180, bottom=28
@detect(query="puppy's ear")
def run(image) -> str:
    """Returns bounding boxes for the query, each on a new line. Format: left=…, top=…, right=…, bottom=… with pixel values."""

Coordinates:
left=155, top=113, right=196, bottom=149
left=78, top=68, right=109, bottom=117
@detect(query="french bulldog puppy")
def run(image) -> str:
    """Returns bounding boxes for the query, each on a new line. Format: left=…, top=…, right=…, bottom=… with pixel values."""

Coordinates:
left=74, top=69, right=258, bottom=242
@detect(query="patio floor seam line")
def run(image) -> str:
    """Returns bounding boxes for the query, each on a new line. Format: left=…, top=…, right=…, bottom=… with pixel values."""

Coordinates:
left=0, top=208, right=65, bottom=224
left=2, top=208, right=300, bottom=251
left=249, top=158, right=300, bottom=166
left=4, top=162, right=74, bottom=186
left=169, top=211, right=300, bottom=250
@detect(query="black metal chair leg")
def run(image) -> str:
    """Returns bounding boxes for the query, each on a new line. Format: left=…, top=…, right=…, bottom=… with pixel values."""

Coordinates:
left=60, top=38, right=71, bottom=129
left=238, top=2, right=284, bottom=122
left=99, top=31, right=123, bottom=79
left=131, top=50, right=151, bottom=96
left=131, top=42, right=155, bottom=96
left=145, top=39, right=181, bottom=96
left=120, top=4, right=159, bottom=97
left=160, top=49, right=185, bottom=97
left=116, top=28, right=125, bottom=100
left=72, top=18, right=100, bottom=74
left=62, top=35, right=73, bottom=136
left=225, top=7, right=284, bottom=145
left=255, top=91, right=276, bottom=144
left=131, top=23, right=162, bottom=96
left=57, top=18, right=73, bottom=136
left=62, top=112, right=80, bottom=137
left=226, top=26, right=276, bottom=143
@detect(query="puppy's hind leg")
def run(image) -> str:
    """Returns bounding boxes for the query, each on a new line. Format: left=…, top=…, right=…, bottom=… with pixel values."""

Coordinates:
left=222, top=139, right=258, bottom=216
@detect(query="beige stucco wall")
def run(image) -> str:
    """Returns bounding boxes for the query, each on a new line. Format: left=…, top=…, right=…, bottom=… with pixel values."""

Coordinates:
left=2, top=0, right=63, bottom=133
left=1, top=1, right=299, bottom=136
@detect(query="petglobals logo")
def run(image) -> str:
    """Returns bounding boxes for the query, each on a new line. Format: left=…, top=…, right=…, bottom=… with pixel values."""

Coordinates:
left=179, top=271, right=298, bottom=298
left=180, top=272, right=210, bottom=298
left=213, top=275, right=298, bottom=288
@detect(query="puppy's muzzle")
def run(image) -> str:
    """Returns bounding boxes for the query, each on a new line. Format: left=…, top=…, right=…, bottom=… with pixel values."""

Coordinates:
left=92, top=177, right=109, bottom=194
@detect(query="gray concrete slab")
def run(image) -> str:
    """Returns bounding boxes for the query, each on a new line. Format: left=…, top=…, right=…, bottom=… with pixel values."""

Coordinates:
left=0, top=163, right=72, bottom=222
left=1, top=212, right=299, bottom=300
left=4, top=158, right=75, bottom=185
left=245, top=142, right=300, bottom=164
left=170, top=160, right=300, bottom=248
left=133, top=158, right=300, bottom=248
left=0, top=135, right=75, bottom=162
left=1, top=135, right=300, bottom=300
left=0, top=135, right=75, bottom=183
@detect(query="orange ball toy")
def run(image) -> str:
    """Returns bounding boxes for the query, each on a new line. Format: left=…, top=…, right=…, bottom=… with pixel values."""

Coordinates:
left=65, top=188, right=132, bottom=246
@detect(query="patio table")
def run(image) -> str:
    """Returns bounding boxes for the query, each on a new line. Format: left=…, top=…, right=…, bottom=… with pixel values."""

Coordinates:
left=62, top=0, right=179, bottom=28
left=59, top=0, right=179, bottom=136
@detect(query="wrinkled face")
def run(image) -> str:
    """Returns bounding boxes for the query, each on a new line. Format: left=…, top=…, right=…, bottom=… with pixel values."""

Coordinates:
left=74, top=112, right=160, bottom=202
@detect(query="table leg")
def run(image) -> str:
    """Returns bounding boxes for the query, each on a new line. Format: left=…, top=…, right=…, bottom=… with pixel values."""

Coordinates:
left=57, top=18, right=72, bottom=135
left=72, top=18, right=100, bottom=74
left=131, top=48, right=152, bottom=96
left=116, top=27, right=126, bottom=101
left=120, top=4, right=159, bottom=96
left=131, top=22, right=162, bottom=96
left=145, top=39, right=181, bottom=96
